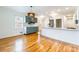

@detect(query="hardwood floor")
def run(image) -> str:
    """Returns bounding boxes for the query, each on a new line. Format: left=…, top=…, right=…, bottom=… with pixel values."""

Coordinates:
left=0, top=32, right=79, bottom=52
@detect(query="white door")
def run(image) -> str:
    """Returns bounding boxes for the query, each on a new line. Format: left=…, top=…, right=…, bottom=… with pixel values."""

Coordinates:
left=15, top=16, right=24, bottom=34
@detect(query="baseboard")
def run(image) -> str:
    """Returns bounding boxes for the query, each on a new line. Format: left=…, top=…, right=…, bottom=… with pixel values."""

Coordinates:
left=0, top=33, right=23, bottom=39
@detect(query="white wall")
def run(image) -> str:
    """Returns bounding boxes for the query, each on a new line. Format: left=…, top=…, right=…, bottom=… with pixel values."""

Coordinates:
left=76, top=7, right=79, bottom=29
left=0, top=7, right=24, bottom=39
left=41, top=15, right=65, bottom=29
left=41, top=14, right=77, bottom=29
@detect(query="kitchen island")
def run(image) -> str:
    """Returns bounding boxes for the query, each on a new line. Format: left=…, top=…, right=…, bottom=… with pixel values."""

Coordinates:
left=41, top=28, right=79, bottom=45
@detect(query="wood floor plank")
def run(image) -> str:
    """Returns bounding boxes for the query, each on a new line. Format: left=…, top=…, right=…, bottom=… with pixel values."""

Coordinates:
left=0, top=32, right=79, bottom=52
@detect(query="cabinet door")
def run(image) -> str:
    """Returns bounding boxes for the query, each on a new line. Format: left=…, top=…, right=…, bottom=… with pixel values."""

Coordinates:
left=27, top=27, right=38, bottom=34
left=56, top=19, right=62, bottom=28
left=26, top=16, right=31, bottom=23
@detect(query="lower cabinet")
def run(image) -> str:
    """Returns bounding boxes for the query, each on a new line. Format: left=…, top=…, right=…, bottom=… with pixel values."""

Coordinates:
left=26, top=27, right=38, bottom=34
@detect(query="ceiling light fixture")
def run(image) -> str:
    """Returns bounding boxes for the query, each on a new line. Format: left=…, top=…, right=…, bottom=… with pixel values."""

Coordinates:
left=30, top=6, right=33, bottom=12
left=39, top=15, right=45, bottom=18
left=57, top=9, right=61, bottom=12
left=50, top=11, right=58, bottom=16
left=50, top=13, right=58, bottom=16
left=65, top=7, right=69, bottom=10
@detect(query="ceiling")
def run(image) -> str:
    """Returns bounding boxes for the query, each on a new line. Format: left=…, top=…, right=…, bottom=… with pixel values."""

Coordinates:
left=5, top=6, right=77, bottom=16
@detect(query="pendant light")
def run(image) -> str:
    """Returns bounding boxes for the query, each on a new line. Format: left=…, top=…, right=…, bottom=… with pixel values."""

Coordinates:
left=27, top=6, right=35, bottom=18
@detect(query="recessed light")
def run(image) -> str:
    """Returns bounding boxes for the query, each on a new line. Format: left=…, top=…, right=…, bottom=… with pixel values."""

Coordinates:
left=57, top=9, right=61, bottom=12
left=50, top=13, right=58, bottom=16
left=65, top=7, right=69, bottom=10
left=39, top=15, right=45, bottom=18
